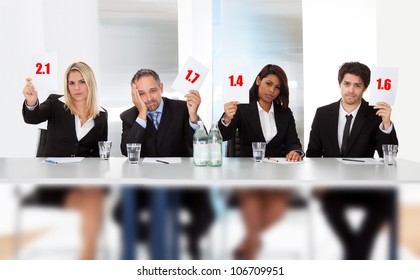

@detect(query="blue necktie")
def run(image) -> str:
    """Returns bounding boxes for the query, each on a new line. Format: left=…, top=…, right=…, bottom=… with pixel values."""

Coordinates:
left=149, top=111, right=159, bottom=129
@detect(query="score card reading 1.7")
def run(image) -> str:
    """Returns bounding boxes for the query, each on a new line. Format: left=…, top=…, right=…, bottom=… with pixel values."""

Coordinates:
left=171, top=57, right=209, bottom=93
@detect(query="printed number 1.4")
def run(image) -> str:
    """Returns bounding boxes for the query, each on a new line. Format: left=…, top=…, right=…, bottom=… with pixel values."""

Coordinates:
left=229, top=75, right=244, bottom=87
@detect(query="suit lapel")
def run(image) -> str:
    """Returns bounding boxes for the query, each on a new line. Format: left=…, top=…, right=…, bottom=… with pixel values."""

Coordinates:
left=245, top=102, right=265, bottom=141
left=268, top=106, right=284, bottom=145
left=83, top=111, right=105, bottom=141
left=329, top=101, right=341, bottom=154
left=156, top=98, right=170, bottom=149
left=64, top=108, right=79, bottom=142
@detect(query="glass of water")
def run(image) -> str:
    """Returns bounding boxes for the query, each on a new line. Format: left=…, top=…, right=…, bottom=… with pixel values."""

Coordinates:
left=252, top=142, right=266, bottom=162
left=98, top=141, right=112, bottom=160
left=126, top=143, right=142, bottom=164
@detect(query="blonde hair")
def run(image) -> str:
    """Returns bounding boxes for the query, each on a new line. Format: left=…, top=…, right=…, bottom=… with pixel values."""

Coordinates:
left=63, top=62, right=100, bottom=119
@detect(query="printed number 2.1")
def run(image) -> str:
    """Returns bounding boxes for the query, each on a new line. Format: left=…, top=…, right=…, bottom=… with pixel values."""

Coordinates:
left=36, top=63, right=50, bottom=75
left=376, top=78, right=391, bottom=90
left=229, top=75, right=244, bottom=87
left=185, top=70, right=200, bottom=84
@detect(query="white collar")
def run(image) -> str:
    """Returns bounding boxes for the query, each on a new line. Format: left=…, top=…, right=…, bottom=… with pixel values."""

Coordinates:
left=256, top=101, right=274, bottom=114
left=58, top=96, right=105, bottom=112
left=339, top=100, right=361, bottom=117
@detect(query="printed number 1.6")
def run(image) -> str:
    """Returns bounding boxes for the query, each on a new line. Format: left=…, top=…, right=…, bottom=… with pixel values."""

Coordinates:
left=36, top=63, right=50, bottom=75
left=376, top=78, right=391, bottom=91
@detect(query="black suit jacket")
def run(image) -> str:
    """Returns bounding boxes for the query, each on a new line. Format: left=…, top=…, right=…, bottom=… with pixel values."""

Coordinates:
left=218, top=101, right=303, bottom=157
left=120, top=97, right=195, bottom=157
left=306, top=99, right=398, bottom=158
left=22, top=94, right=108, bottom=157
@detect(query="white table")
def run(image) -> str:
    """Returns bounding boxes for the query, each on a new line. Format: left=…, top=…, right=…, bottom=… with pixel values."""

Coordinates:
left=2, top=157, right=420, bottom=186
left=2, top=157, right=420, bottom=259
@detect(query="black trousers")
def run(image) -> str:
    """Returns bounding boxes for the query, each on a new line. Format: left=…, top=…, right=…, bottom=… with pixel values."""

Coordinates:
left=320, top=189, right=394, bottom=259
left=113, top=188, right=214, bottom=259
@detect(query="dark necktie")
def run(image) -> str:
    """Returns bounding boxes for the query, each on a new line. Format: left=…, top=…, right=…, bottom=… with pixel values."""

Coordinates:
left=341, top=114, right=353, bottom=156
left=148, top=111, right=160, bottom=129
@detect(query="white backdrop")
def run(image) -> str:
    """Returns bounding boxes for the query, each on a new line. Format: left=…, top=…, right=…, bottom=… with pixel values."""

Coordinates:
left=0, top=0, right=99, bottom=157
left=0, top=0, right=419, bottom=162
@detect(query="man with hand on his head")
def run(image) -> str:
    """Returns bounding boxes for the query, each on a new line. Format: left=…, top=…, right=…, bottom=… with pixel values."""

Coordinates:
left=114, top=69, right=214, bottom=259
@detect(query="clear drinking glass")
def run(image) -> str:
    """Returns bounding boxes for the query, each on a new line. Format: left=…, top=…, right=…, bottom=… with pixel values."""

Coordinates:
left=98, top=141, right=112, bottom=160
left=252, top=142, right=266, bottom=162
left=382, top=144, right=398, bottom=166
left=126, top=143, right=142, bottom=164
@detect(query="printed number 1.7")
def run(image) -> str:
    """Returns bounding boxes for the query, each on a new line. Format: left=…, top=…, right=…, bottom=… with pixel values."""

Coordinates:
left=376, top=78, right=391, bottom=90
left=185, top=70, right=200, bottom=84
left=36, top=63, right=50, bottom=75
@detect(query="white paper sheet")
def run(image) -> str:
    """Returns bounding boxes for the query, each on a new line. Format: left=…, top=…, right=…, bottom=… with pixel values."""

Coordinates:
left=26, top=53, right=59, bottom=94
left=171, top=57, right=209, bottom=93
left=222, top=65, right=250, bottom=104
left=42, top=157, right=84, bottom=164
left=369, top=67, right=398, bottom=106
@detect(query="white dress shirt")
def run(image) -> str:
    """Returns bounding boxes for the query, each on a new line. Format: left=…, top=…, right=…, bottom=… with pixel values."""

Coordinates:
left=256, top=101, right=277, bottom=143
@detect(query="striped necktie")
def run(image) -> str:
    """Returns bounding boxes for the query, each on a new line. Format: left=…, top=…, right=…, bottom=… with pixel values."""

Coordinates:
left=148, top=111, right=160, bottom=129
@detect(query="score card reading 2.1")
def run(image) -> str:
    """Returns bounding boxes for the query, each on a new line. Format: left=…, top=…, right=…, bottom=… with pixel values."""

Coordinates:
left=28, top=53, right=59, bottom=94
left=35, top=63, right=51, bottom=75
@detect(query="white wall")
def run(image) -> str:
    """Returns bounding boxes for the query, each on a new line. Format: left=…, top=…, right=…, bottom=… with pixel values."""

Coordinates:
left=178, top=0, right=213, bottom=126
left=302, top=0, right=377, bottom=154
left=0, top=0, right=98, bottom=157
left=302, top=0, right=419, bottom=163
left=377, top=0, right=420, bottom=162
left=0, top=0, right=45, bottom=157
left=1, top=0, right=418, bottom=163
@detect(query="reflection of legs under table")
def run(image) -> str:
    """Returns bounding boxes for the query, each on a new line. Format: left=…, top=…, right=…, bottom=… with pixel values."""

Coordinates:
left=121, top=187, right=180, bottom=260
left=389, top=188, right=398, bottom=260
left=65, top=187, right=104, bottom=260
left=122, top=186, right=136, bottom=260
left=320, top=189, right=397, bottom=259
left=150, top=188, right=180, bottom=259
left=236, top=189, right=290, bottom=259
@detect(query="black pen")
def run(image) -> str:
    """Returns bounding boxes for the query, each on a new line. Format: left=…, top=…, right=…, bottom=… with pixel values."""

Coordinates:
left=156, top=159, right=170, bottom=164
left=342, top=158, right=365, bottom=163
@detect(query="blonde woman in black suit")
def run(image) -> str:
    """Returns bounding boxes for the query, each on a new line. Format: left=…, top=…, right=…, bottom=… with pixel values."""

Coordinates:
left=219, top=64, right=304, bottom=259
left=22, top=62, right=108, bottom=259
